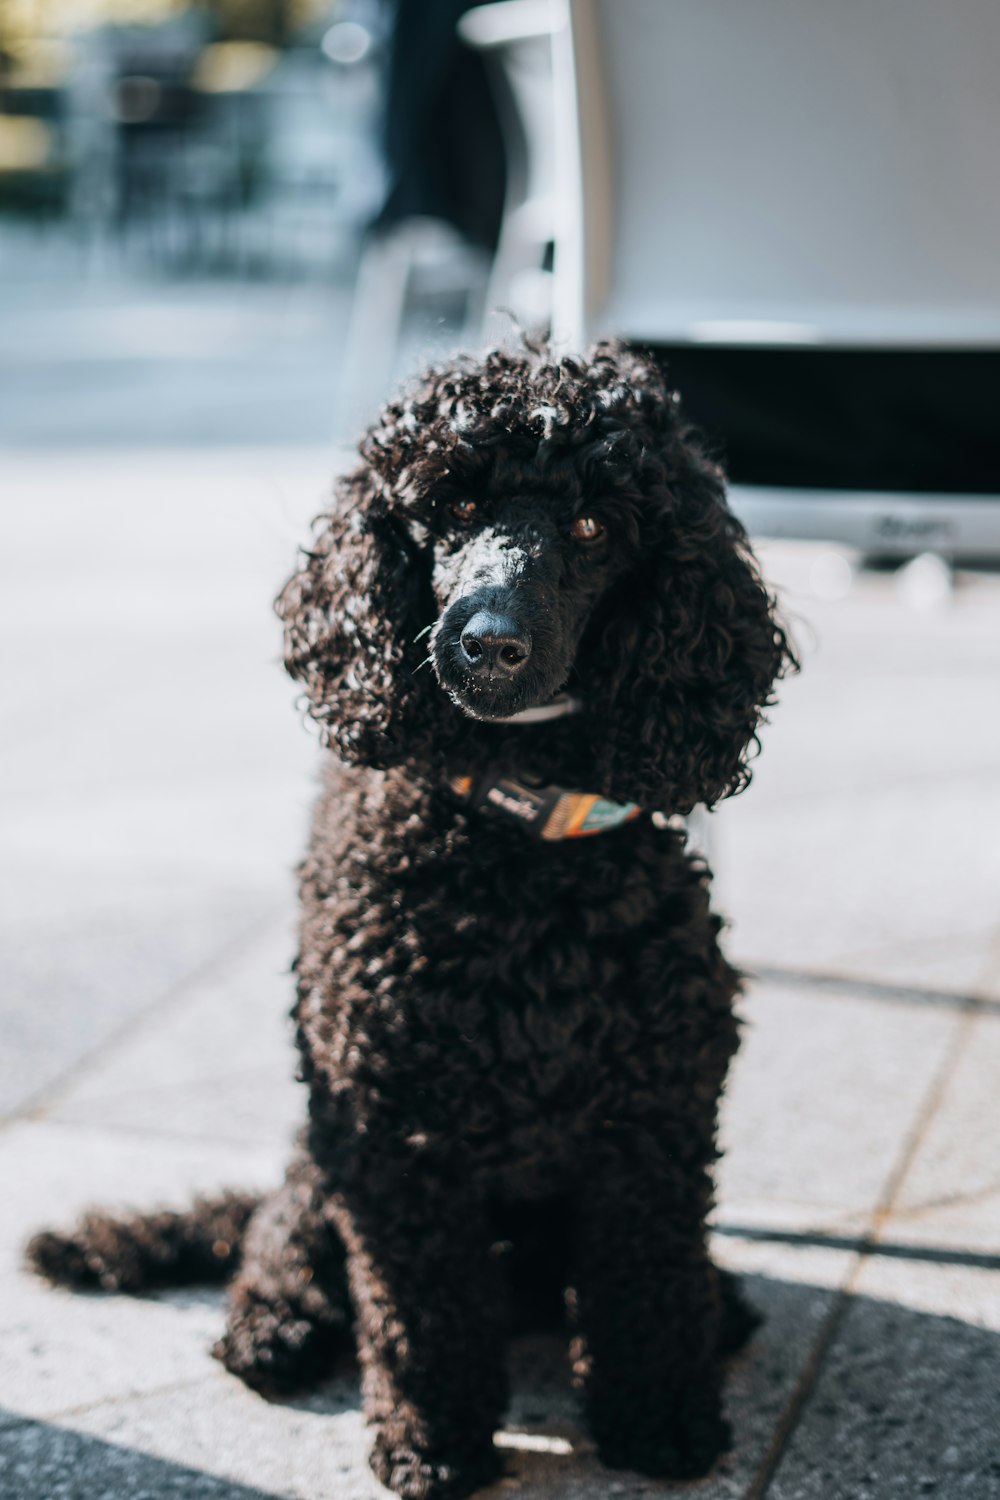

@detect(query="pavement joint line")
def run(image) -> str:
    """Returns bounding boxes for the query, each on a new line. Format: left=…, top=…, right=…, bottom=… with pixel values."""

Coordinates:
left=47, top=1057, right=301, bottom=1105
left=6, top=1112, right=293, bottom=1156
left=741, top=1263, right=862, bottom=1500
left=713, top=1225, right=1000, bottom=1272
left=746, top=994, right=980, bottom=1500
left=1, top=1374, right=219, bottom=1430
left=865, top=1004, right=983, bottom=1249
left=750, top=964, right=1000, bottom=1015
left=889, top=1181, right=1000, bottom=1214
left=2, top=905, right=293, bottom=1134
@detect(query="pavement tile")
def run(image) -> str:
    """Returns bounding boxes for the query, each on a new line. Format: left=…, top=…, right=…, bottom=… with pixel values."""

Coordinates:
left=0, top=1278, right=228, bottom=1424
left=51, top=1067, right=305, bottom=1150
left=0, top=896, right=278, bottom=1119
left=851, top=1257, right=1000, bottom=1336
left=0, top=449, right=328, bottom=1122
left=740, top=649, right=1000, bottom=805
left=0, top=789, right=306, bottom=957
left=0, top=1120, right=284, bottom=1425
left=714, top=772, right=1000, bottom=995
left=717, top=986, right=957, bottom=1231
left=47, top=913, right=304, bottom=1149
left=712, top=553, right=1000, bottom=1001
left=878, top=1012, right=1000, bottom=1255
left=0, top=666, right=317, bottom=905
left=764, top=1265, right=1000, bottom=1500
left=0, top=864, right=267, bottom=948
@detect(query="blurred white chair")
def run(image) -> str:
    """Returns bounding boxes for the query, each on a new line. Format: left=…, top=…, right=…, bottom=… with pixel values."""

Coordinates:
left=458, top=0, right=557, bottom=343
left=549, top=0, right=1000, bottom=560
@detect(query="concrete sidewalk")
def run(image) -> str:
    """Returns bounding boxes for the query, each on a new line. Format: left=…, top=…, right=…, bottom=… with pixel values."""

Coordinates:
left=1, top=451, right=999, bottom=1499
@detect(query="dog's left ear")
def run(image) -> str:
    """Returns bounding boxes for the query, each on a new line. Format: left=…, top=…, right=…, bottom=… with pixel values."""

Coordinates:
left=275, top=469, right=428, bottom=767
left=589, top=447, right=795, bottom=815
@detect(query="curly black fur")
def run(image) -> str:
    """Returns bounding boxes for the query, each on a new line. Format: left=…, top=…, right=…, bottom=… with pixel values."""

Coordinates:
left=28, top=343, right=793, bottom=1500
left=26, top=1191, right=258, bottom=1291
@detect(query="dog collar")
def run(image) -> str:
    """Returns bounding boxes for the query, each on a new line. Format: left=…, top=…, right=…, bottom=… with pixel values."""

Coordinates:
left=450, top=772, right=640, bottom=841
left=493, top=693, right=582, bottom=726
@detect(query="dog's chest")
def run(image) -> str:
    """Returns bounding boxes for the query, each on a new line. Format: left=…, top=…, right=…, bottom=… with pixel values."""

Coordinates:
left=297, top=795, right=715, bottom=1174
left=329, top=843, right=670, bottom=1092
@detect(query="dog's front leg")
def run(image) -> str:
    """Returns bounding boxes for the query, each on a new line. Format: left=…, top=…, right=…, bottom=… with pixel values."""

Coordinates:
left=216, top=1149, right=352, bottom=1393
left=331, top=1157, right=507, bottom=1500
left=570, top=1141, right=729, bottom=1480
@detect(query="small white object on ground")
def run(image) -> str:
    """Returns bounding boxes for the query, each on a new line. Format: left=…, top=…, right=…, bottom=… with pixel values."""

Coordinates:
left=897, top=551, right=954, bottom=612
left=809, top=548, right=854, bottom=602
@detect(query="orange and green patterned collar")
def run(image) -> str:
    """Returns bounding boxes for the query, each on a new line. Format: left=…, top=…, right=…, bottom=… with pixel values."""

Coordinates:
left=449, top=773, right=641, bottom=841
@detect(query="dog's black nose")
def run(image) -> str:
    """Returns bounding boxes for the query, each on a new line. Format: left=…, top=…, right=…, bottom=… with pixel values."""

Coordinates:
left=460, top=611, right=532, bottom=674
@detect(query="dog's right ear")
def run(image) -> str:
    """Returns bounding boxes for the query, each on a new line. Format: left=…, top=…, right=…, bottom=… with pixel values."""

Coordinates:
left=275, top=470, right=426, bottom=767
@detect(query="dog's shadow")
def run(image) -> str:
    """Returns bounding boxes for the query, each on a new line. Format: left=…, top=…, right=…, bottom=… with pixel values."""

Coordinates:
left=177, top=1267, right=1000, bottom=1498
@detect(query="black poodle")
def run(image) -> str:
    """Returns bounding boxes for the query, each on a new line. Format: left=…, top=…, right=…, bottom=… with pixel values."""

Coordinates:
left=29, top=342, right=794, bottom=1500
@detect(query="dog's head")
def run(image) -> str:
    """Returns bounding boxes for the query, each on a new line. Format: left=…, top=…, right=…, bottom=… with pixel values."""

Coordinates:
left=277, top=343, right=795, bottom=813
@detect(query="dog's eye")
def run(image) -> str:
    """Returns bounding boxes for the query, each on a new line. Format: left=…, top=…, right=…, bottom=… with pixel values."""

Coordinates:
left=570, top=515, right=606, bottom=542
left=450, top=499, right=478, bottom=524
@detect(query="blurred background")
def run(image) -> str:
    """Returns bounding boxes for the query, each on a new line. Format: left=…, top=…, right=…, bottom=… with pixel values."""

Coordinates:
left=0, top=0, right=480, bottom=446
left=2, top=3, right=999, bottom=1495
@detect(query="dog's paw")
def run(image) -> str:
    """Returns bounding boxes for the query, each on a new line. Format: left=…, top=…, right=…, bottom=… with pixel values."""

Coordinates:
left=594, top=1392, right=731, bottom=1481
left=214, top=1291, right=345, bottom=1396
left=369, top=1435, right=502, bottom=1500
